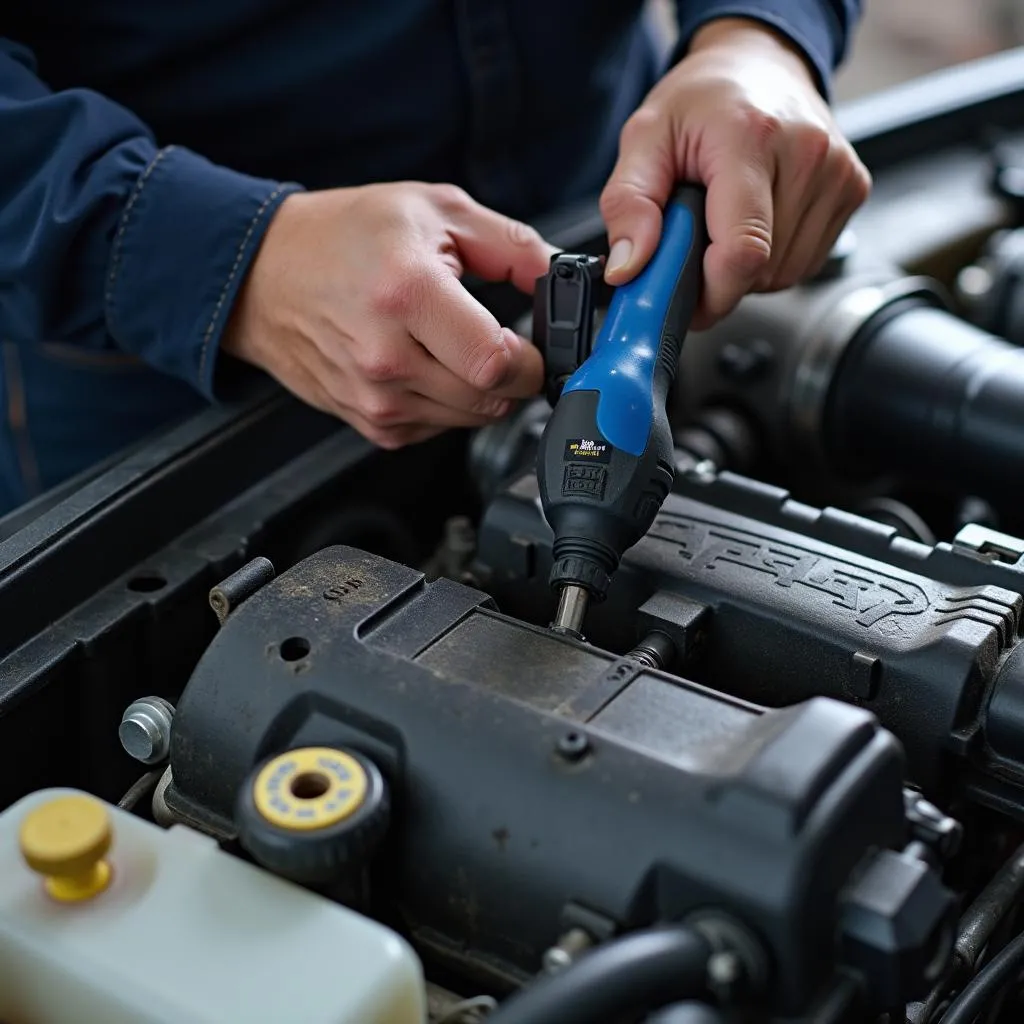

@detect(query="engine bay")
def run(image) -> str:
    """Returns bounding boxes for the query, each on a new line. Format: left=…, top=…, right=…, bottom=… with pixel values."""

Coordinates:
left=5, top=49, right=1024, bottom=1024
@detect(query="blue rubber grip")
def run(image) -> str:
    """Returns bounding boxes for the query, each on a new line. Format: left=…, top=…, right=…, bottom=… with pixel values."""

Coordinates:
left=561, top=186, right=705, bottom=456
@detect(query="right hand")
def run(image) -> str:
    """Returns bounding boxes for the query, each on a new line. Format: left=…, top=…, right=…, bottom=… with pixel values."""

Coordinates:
left=223, top=182, right=553, bottom=448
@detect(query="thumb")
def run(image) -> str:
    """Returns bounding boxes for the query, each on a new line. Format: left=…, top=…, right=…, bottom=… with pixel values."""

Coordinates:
left=450, top=196, right=556, bottom=294
left=599, top=108, right=675, bottom=285
left=701, top=161, right=774, bottom=324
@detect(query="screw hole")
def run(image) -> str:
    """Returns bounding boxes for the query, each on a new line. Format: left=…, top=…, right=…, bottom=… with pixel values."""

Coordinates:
left=290, top=771, right=330, bottom=800
left=127, top=572, right=167, bottom=593
left=279, top=636, right=311, bottom=662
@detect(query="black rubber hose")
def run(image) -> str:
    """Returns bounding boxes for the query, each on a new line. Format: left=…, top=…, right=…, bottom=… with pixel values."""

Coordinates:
left=913, top=845, right=1024, bottom=1024
left=486, top=926, right=713, bottom=1024
left=938, top=930, right=1024, bottom=1024
left=825, top=303, right=1024, bottom=507
left=955, top=841, right=1024, bottom=975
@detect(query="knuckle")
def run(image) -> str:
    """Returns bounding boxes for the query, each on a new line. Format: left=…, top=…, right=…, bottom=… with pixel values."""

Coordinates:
left=430, top=183, right=473, bottom=214
left=726, top=225, right=773, bottom=274
left=506, top=216, right=542, bottom=249
left=850, top=160, right=873, bottom=204
left=365, top=426, right=402, bottom=450
left=737, top=105, right=782, bottom=148
left=599, top=181, right=642, bottom=224
left=368, top=260, right=431, bottom=319
left=619, top=106, right=660, bottom=149
left=368, top=275, right=415, bottom=318
left=796, top=126, right=832, bottom=172
left=360, top=391, right=404, bottom=427
left=356, top=347, right=406, bottom=384
left=832, top=144, right=871, bottom=200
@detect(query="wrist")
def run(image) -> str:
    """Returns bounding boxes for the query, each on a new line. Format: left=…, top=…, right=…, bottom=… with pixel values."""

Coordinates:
left=688, top=17, right=819, bottom=89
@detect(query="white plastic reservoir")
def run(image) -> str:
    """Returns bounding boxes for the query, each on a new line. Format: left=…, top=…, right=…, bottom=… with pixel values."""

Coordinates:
left=0, top=788, right=426, bottom=1024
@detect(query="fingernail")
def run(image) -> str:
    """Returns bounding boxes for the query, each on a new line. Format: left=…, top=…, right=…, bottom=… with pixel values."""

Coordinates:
left=489, top=399, right=511, bottom=418
left=606, top=238, right=633, bottom=275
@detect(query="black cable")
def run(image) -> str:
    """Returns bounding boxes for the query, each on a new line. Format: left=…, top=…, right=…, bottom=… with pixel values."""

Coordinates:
left=913, top=841, right=1024, bottom=1024
left=981, top=901, right=1023, bottom=1024
left=939, top=931, right=1024, bottom=1024
left=118, top=768, right=163, bottom=811
left=486, top=926, right=712, bottom=1024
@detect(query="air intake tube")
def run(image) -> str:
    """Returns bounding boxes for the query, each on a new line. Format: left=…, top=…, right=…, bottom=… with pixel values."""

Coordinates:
left=824, top=301, right=1024, bottom=506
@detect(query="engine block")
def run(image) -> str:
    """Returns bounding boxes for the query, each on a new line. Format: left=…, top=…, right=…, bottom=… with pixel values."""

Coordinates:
left=165, top=541, right=953, bottom=1021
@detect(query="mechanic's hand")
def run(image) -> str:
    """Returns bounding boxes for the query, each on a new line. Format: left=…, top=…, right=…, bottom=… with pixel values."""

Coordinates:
left=223, top=182, right=552, bottom=448
left=600, top=17, right=871, bottom=329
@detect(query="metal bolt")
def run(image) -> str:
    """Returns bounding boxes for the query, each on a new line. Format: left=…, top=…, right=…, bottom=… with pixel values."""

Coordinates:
left=707, top=950, right=744, bottom=1001
left=998, top=165, right=1024, bottom=204
left=556, top=731, right=590, bottom=762
left=119, top=697, right=176, bottom=765
left=955, top=264, right=994, bottom=306
left=708, top=950, right=741, bottom=984
left=626, top=632, right=675, bottom=671
left=542, top=928, right=593, bottom=974
left=687, top=460, right=717, bottom=484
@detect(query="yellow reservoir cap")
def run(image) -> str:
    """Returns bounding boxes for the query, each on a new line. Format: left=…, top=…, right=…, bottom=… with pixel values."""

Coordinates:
left=253, top=747, right=368, bottom=831
left=19, top=794, right=113, bottom=902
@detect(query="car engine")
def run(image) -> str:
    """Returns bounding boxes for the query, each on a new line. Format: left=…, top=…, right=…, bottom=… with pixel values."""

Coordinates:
left=4, top=49, right=1024, bottom=1024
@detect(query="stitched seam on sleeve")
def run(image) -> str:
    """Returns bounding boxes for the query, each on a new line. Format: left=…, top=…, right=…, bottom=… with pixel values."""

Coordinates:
left=105, top=145, right=175, bottom=333
left=197, top=185, right=287, bottom=388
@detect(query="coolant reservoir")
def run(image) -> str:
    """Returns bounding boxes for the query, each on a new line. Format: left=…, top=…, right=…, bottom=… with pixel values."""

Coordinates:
left=0, top=788, right=426, bottom=1024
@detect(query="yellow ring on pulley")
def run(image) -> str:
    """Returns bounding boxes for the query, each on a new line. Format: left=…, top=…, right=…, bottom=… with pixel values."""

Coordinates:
left=252, top=747, right=368, bottom=832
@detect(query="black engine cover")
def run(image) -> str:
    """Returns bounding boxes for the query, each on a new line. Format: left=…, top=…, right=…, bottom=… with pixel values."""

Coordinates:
left=474, top=473, right=1024, bottom=811
left=168, top=544, right=915, bottom=1016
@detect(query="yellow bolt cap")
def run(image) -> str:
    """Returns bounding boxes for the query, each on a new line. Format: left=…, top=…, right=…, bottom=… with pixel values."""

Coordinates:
left=19, top=795, right=113, bottom=902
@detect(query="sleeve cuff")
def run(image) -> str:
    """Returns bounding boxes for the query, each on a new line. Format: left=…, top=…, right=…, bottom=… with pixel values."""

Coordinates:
left=672, top=1, right=844, bottom=100
left=104, top=144, right=303, bottom=400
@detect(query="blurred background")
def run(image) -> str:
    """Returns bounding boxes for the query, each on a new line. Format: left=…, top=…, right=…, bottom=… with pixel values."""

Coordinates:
left=650, top=0, right=1024, bottom=99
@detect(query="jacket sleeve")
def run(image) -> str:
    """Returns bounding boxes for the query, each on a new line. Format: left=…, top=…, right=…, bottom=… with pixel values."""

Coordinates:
left=0, top=36, right=303, bottom=399
left=672, top=0, right=864, bottom=98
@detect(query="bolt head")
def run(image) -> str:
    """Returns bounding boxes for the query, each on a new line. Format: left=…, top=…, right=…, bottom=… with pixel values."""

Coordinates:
left=119, top=699, right=174, bottom=765
left=556, top=731, right=590, bottom=761
left=708, top=950, right=741, bottom=986
left=688, top=460, right=717, bottom=484
left=956, top=264, right=994, bottom=304
left=119, top=716, right=160, bottom=763
left=543, top=947, right=573, bottom=974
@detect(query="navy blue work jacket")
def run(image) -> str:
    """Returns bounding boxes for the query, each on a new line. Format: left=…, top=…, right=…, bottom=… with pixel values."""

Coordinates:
left=0, top=1, right=859, bottom=512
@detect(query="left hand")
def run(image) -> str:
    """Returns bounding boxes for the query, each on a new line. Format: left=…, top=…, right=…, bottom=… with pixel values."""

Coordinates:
left=600, top=17, right=871, bottom=329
